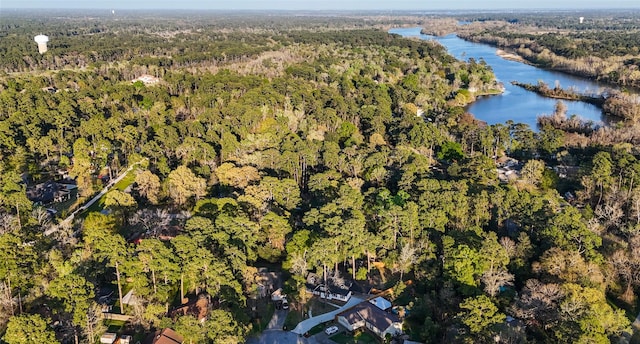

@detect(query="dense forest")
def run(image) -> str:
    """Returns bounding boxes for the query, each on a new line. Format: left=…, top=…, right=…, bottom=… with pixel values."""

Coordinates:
left=1, top=10, right=640, bottom=344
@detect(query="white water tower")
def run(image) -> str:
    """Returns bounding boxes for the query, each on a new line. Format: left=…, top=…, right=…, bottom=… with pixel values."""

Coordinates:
left=579, top=17, right=585, bottom=24
left=34, top=34, right=49, bottom=54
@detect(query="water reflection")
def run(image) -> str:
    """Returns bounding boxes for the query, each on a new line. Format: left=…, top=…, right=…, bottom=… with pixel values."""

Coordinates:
left=389, top=27, right=615, bottom=128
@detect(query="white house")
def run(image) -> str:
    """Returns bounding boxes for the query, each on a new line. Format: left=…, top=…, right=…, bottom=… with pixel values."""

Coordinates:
left=309, top=284, right=352, bottom=302
left=305, top=273, right=352, bottom=302
left=336, top=301, right=402, bottom=339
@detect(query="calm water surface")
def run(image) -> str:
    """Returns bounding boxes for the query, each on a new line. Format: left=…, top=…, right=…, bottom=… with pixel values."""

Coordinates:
left=389, top=27, right=613, bottom=128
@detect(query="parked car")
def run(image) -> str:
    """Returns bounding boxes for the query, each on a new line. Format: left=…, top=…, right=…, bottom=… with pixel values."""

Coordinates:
left=325, top=326, right=339, bottom=335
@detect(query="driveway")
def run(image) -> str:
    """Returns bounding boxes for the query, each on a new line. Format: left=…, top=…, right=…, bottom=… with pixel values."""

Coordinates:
left=291, top=296, right=363, bottom=335
left=267, top=309, right=288, bottom=330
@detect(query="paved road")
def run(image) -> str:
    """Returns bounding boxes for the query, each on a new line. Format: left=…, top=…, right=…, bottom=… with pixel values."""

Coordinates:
left=44, top=158, right=147, bottom=236
left=291, top=296, right=363, bottom=335
left=246, top=330, right=318, bottom=344
left=246, top=303, right=345, bottom=344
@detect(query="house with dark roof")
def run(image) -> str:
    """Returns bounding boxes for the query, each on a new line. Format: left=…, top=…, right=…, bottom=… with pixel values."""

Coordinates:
left=336, top=301, right=402, bottom=339
left=26, top=181, right=72, bottom=205
left=305, top=273, right=353, bottom=302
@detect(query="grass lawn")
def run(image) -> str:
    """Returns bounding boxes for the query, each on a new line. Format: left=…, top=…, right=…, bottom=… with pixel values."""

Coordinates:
left=308, top=323, right=326, bottom=336
left=249, top=300, right=275, bottom=334
left=84, top=169, right=138, bottom=214
left=307, top=296, right=339, bottom=317
left=104, top=319, right=127, bottom=332
left=113, top=169, right=137, bottom=191
left=284, top=309, right=303, bottom=331
left=331, top=331, right=379, bottom=344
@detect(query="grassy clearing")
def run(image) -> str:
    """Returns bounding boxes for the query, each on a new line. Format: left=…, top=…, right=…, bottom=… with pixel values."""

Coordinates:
left=113, top=169, right=137, bottom=191
left=104, top=319, right=127, bottom=332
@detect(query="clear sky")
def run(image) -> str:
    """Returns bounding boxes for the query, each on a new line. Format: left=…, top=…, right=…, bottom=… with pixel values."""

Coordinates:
left=1, top=0, right=639, bottom=10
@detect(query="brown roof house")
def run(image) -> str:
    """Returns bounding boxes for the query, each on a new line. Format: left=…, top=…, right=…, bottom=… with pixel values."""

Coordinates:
left=150, top=328, right=183, bottom=344
left=336, top=301, right=402, bottom=340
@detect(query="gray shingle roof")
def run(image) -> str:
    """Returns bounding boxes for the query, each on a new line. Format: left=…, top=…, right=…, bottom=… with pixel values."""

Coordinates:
left=338, top=301, right=400, bottom=332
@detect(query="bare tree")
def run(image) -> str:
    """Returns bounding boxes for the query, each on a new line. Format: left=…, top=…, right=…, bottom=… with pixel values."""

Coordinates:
left=290, top=251, right=308, bottom=277
left=611, top=235, right=640, bottom=303
left=511, top=279, right=564, bottom=329
left=129, top=208, right=172, bottom=237
left=398, top=244, right=418, bottom=281
left=0, top=212, right=16, bottom=235
left=31, top=207, right=51, bottom=229
left=0, top=281, right=16, bottom=326
left=499, top=237, right=517, bottom=258
left=327, top=271, right=346, bottom=289
left=84, top=302, right=106, bottom=343
left=52, top=220, right=78, bottom=247
left=595, top=202, right=624, bottom=230
left=481, top=267, right=514, bottom=297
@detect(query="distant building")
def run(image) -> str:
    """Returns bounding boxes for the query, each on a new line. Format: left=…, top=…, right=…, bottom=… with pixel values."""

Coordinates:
left=579, top=17, right=585, bottom=24
left=133, top=75, right=161, bottom=85
left=34, top=35, right=49, bottom=54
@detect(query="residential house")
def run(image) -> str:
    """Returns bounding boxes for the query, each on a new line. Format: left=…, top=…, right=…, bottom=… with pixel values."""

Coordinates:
left=369, top=296, right=392, bottom=311
left=26, top=181, right=72, bottom=205
left=336, top=301, right=402, bottom=340
left=149, top=328, right=183, bottom=344
left=305, top=273, right=353, bottom=302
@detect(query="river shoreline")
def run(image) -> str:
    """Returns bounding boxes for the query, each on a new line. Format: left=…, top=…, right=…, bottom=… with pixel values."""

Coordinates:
left=495, top=49, right=527, bottom=63
left=390, top=27, right=611, bottom=128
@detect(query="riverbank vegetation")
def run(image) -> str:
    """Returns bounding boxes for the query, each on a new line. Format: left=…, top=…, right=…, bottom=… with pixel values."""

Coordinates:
left=1, top=10, right=640, bottom=344
left=512, top=81, right=605, bottom=106
left=513, top=81, right=640, bottom=123
left=451, top=11, right=640, bottom=90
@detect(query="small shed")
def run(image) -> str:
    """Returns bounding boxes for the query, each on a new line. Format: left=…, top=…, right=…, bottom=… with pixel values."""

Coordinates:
left=100, top=333, right=117, bottom=344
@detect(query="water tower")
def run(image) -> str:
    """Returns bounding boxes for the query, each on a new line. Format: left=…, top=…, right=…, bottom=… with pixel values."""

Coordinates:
left=34, top=35, right=49, bottom=54
left=579, top=17, right=585, bottom=24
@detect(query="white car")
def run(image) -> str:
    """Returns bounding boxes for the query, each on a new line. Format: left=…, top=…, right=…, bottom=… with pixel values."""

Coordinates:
left=325, top=326, right=339, bottom=336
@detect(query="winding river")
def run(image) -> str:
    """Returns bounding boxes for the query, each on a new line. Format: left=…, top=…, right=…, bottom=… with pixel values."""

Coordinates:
left=389, top=27, right=614, bottom=128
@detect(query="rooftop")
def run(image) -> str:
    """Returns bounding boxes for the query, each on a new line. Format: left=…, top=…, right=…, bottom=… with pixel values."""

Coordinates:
left=338, top=301, right=400, bottom=331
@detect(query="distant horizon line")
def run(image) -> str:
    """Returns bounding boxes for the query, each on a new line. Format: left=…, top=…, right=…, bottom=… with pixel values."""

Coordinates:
left=2, top=7, right=640, bottom=11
